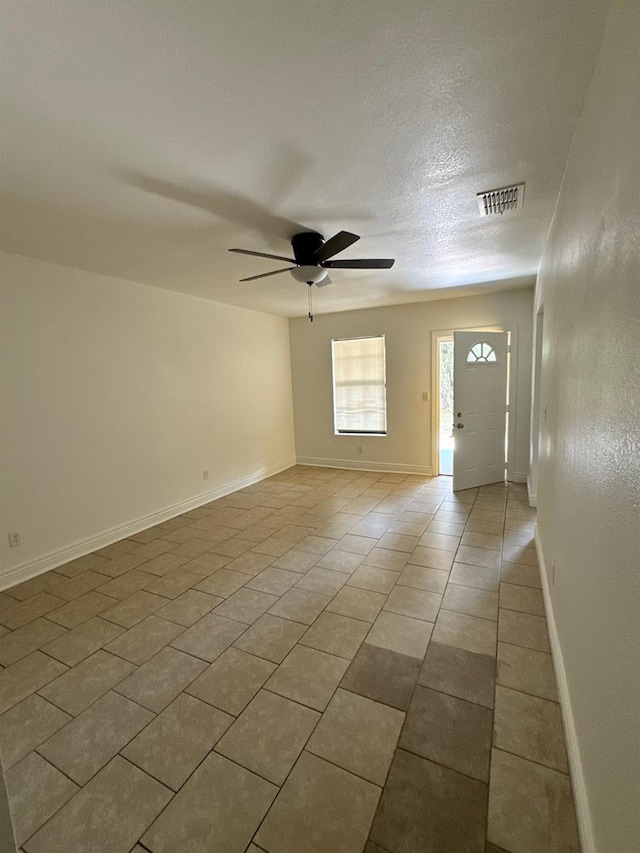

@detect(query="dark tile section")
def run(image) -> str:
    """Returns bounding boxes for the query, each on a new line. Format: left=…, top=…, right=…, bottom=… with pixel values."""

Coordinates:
left=340, top=644, right=421, bottom=711
left=369, top=749, right=488, bottom=853
left=419, top=641, right=496, bottom=708
left=400, top=686, right=492, bottom=782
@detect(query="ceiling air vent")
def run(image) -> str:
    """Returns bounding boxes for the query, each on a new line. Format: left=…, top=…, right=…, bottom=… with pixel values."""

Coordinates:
left=477, top=183, right=525, bottom=216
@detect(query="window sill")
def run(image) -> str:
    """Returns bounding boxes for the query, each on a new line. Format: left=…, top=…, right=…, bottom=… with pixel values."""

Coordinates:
left=335, top=432, right=387, bottom=437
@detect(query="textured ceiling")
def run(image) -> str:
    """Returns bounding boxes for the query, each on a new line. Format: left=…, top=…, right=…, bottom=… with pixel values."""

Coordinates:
left=0, top=0, right=609, bottom=316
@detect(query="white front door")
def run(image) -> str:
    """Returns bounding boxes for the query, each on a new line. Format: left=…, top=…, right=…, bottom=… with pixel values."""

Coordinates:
left=453, top=331, right=509, bottom=491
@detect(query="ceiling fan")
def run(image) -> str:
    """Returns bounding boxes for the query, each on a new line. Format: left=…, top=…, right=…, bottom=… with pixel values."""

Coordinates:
left=229, top=230, right=395, bottom=321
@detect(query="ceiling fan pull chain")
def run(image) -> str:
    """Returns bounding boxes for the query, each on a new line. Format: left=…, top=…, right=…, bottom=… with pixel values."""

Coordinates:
left=308, top=284, right=314, bottom=322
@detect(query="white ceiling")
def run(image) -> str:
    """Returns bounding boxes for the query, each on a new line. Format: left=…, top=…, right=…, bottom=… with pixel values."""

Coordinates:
left=0, top=0, right=609, bottom=317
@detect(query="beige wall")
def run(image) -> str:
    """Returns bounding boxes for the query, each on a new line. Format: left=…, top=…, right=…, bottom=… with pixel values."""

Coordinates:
left=289, top=287, right=534, bottom=478
left=0, top=253, right=296, bottom=585
left=533, top=1, right=640, bottom=850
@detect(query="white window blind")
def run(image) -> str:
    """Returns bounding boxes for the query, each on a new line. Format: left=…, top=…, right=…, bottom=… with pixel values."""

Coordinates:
left=332, top=336, right=387, bottom=434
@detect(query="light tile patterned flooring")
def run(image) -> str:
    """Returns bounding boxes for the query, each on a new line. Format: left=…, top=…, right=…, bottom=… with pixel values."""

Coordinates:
left=0, top=466, right=581, bottom=853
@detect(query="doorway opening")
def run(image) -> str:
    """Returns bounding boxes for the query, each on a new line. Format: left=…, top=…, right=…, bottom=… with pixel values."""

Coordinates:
left=438, top=336, right=454, bottom=475
left=432, top=326, right=514, bottom=484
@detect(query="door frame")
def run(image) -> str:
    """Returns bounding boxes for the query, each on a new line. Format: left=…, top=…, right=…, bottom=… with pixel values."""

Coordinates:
left=431, top=332, right=453, bottom=477
left=431, top=324, right=520, bottom=482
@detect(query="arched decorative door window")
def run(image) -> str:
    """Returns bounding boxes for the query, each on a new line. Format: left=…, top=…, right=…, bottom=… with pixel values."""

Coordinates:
left=466, top=342, right=498, bottom=363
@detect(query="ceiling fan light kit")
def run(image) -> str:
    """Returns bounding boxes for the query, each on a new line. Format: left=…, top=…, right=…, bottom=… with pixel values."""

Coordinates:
left=290, top=265, right=329, bottom=286
left=229, top=230, right=395, bottom=321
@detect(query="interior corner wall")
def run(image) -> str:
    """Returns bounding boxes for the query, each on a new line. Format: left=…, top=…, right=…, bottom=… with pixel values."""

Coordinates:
left=0, top=252, right=296, bottom=585
left=288, top=287, right=533, bottom=478
left=533, top=1, right=640, bottom=850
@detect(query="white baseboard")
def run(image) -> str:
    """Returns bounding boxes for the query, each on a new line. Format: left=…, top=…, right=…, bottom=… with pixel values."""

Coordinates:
left=535, top=525, right=595, bottom=853
left=527, top=474, right=538, bottom=507
left=296, top=457, right=433, bottom=476
left=0, top=458, right=297, bottom=592
left=511, top=471, right=528, bottom=483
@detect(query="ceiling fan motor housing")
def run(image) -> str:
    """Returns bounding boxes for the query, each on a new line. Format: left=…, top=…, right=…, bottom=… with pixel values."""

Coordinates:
left=291, top=232, right=325, bottom=265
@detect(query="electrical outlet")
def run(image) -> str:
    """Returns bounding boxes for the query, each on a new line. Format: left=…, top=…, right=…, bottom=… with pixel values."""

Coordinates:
left=8, top=531, right=22, bottom=548
left=202, top=469, right=210, bottom=480
left=551, top=561, right=556, bottom=585
left=357, top=445, right=364, bottom=455
left=422, top=392, right=429, bottom=402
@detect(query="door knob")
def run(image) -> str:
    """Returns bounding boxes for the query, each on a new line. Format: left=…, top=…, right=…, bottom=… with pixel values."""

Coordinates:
left=456, top=422, right=464, bottom=429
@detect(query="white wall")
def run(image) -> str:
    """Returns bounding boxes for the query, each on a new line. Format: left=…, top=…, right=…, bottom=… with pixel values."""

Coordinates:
left=533, top=1, right=640, bottom=850
left=0, top=252, right=296, bottom=584
left=289, top=287, right=533, bottom=477
left=527, top=307, right=544, bottom=505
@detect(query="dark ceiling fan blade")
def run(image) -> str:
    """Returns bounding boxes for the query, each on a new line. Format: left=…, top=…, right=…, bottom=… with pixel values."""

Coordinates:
left=239, top=267, right=295, bottom=282
left=323, top=258, right=395, bottom=269
left=314, top=230, right=360, bottom=262
left=229, top=248, right=296, bottom=263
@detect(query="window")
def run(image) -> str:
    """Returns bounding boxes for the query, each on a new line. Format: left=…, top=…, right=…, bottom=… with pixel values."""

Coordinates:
left=332, top=336, right=387, bottom=434
left=466, top=341, right=498, bottom=363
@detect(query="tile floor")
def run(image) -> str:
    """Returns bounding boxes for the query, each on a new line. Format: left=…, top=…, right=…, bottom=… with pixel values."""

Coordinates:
left=0, top=466, right=581, bottom=853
